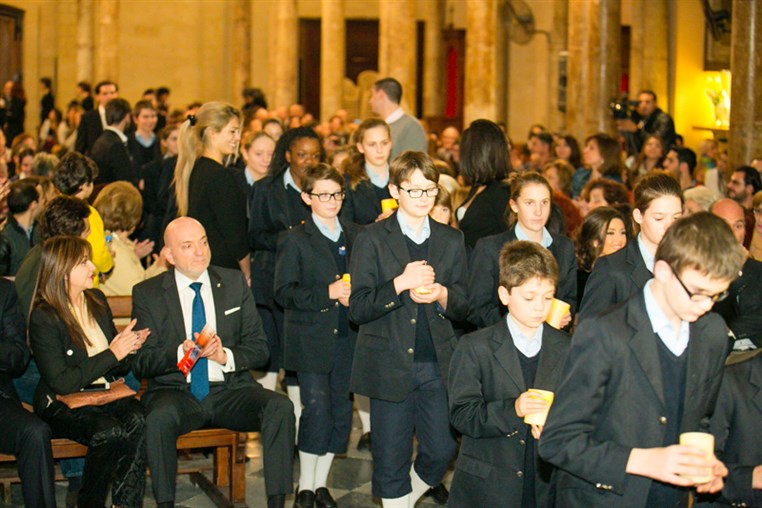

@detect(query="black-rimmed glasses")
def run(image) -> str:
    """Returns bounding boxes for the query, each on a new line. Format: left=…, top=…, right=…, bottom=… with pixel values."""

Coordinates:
left=399, top=187, right=439, bottom=199
left=308, top=192, right=346, bottom=202
left=670, top=266, right=729, bottom=303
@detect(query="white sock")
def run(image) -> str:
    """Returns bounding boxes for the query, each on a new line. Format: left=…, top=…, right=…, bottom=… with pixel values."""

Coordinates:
left=298, top=451, right=318, bottom=492
left=409, top=465, right=432, bottom=507
left=287, top=385, right=302, bottom=438
left=314, top=452, right=335, bottom=489
left=257, top=371, right=278, bottom=391
left=382, top=494, right=410, bottom=508
left=356, top=395, right=371, bottom=433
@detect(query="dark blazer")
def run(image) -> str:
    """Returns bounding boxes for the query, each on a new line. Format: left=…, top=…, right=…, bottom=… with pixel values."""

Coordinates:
left=712, top=257, right=762, bottom=347
left=274, top=217, right=359, bottom=373
left=131, top=266, right=269, bottom=392
left=347, top=214, right=469, bottom=402
left=340, top=178, right=388, bottom=226
left=448, top=319, right=570, bottom=508
left=698, top=352, right=762, bottom=507
left=28, top=289, right=131, bottom=414
left=74, top=109, right=103, bottom=155
left=232, top=168, right=255, bottom=219
left=457, top=180, right=511, bottom=250
left=248, top=170, right=310, bottom=307
left=539, top=291, right=730, bottom=508
left=90, top=129, right=138, bottom=185
left=468, top=226, right=577, bottom=329
left=0, top=279, right=29, bottom=401
left=187, top=157, right=249, bottom=270
left=578, top=239, right=651, bottom=322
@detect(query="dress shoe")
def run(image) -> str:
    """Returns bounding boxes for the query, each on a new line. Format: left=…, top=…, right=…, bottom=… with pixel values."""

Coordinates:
left=268, top=493, right=286, bottom=508
left=424, top=483, right=449, bottom=505
left=357, top=431, right=371, bottom=451
left=314, top=487, right=337, bottom=508
left=293, top=489, right=315, bottom=508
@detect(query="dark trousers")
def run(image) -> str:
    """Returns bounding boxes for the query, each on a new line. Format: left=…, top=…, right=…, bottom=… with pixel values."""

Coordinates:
left=0, top=398, right=55, bottom=508
left=297, top=338, right=353, bottom=455
left=42, top=397, right=147, bottom=508
left=258, top=303, right=298, bottom=385
left=370, top=362, right=457, bottom=498
left=142, top=383, right=295, bottom=502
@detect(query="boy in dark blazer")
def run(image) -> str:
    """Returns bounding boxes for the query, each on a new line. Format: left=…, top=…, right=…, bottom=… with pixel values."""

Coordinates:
left=348, top=151, right=469, bottom=508
left=449, top=241, right=570, bottom=508
left=539, top=212, right=744, bottom=508
left=275, top=164, right=358, bottom=508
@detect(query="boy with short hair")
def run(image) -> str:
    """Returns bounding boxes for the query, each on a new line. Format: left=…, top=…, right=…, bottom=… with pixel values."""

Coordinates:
left=540, top=212, right=744, bottom=507
left=274, top=163, right=359, bottom=508
left=449, top=241, right=570, bottom=508
left=0, top=180, right=41, bottom=275
left=348, top=150, right=469, bottom=508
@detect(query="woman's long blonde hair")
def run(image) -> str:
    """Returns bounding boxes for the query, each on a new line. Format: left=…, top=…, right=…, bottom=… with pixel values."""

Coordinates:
left=174, top=101, right=240, bottom=216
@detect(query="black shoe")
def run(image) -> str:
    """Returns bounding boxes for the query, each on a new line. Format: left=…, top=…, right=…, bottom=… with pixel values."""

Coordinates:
left=293, top=489, right=315, bottom=508
left=268, top=493, right=286, bottom=508
left=357, top=431, right=371, bottom=451
left=424, top=483, right=449, bottom=505
left=314, top=487, right=337, bottom=508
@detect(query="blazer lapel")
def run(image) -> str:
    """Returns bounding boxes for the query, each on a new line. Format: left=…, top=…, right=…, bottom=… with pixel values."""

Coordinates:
left=163, top=270, right=187, bottom=343
left=750, top=358, right=762, bottom=414
left=627, top=294, right=666, bottom=409
left=305, top=217, right=339, bottom=274
left=535, top=329, right=564, bottom=387
left=384, top=213, right=411, bottom=270
left=627, top=241, right=653, bottom=290
left=493, top=320, right=527, bottom=393
left=208, top=268, right=230, bottom=341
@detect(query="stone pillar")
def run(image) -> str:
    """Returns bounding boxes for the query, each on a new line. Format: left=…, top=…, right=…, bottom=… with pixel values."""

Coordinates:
left=76, top=0, right=94, bottom=83
left=320, top=0, right=345, bottom=119
left=628, top=0, right=668, bottom=104
left=548, top=0, right=569, bottom=132
left=566, top=0, right=621, bottom=139
left=93, top=0, right=118, bottom=81
left=269, top=0, right=298, bottom=109
left=463, top=0, right=498, bottom=125
left=378, top=0, right=417, bottom=114
left=421, top=0, right=444, bottom=118
left=232, top=0, right=251, bottom=105
left=729, top=0, right=762, bottom=169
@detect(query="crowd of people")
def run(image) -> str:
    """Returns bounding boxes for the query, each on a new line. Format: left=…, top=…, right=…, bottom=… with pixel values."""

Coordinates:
left=0, top=74, right=761, bottom=508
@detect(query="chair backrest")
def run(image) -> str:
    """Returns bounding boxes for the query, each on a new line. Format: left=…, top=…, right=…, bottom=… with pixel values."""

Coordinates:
left=106, top=295, right=132, bottom=331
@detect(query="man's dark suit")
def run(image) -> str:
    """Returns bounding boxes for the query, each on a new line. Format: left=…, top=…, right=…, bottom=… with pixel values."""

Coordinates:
left=448, top=320, right=570, bottom=508
left=75, top=108, right=103, bottom=155
left=578, top=239, right=652, bottom=322
left=90, top=129, right=137, bottom=186
left=712, top=257, right=762, bottom=347
left=0, top=278, right=56, bottom=507
left=131, top=266, right=294, bottom=502
left=539, top=291, right=729, bottom=508
left=468, top=226, right=577, bottom=329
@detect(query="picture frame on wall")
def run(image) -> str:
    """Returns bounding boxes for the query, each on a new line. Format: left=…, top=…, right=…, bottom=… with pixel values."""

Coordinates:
left=702, top=0, right=732, bottom=71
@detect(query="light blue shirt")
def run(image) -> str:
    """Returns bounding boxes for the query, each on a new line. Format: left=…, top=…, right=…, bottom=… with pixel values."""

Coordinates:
left=283, top=168, right=302, bottom=192
left=643, top=279, right=690, bottom=356
left=313, top=214, right=343, bottom=243
left=134, top=131, right=156, bottom=148
left=506, top=314, right=543, bottom=358
left=397, top=211, right=431, bottom=245
left=515, top=222, right=553, bottom=248
left=366, top=163, right=389, bottom=188
left=244, top=169, right=256, bottom=187
left=637, top=233, right=655, bottom=273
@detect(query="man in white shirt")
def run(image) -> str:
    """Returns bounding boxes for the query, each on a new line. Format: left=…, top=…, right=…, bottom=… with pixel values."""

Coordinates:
left=75, top=80, right=118, bottom=155
left=369, top=77, right=427, bottom=160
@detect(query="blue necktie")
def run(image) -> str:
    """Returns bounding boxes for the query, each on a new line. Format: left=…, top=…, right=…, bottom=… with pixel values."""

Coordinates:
left=189, top=282, right=209, bottom=400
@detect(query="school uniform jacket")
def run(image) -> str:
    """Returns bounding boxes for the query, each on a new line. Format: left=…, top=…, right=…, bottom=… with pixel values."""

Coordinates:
left=468, top=226, right=577, bottom=329
left=347, top=213, right=469, bottom=402
left=340, top=178, right=385, bottom=226
left=578, top=240, right=651, bottom=322
left=448, top=319, right=570, bottom=508
left=274, top=217, right=359, bottom=373
left=539, top=291, right=730, bottom=508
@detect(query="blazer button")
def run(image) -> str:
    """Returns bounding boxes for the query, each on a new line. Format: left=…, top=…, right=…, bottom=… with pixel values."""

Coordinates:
left=335, top=302, right=339, bottom=307
left=333, top=329, right=338, bottom=335
left=516, top=470, right=523, bottom=478
left=519, top=439, right=526, bottom=446
left=658, top=416, right=667, bottom=425
left=410, top=318, right=416, bottom=325
left=66, top=349, right=74, bottom=356
left=407, top=348, right=414, bottom=354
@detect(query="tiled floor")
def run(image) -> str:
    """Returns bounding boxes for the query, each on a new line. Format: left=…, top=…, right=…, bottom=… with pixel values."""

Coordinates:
left=0, top=412, right=453, bottom=508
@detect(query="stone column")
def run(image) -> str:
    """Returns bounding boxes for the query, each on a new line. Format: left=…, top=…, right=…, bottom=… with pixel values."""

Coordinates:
left=566, top=0, right=621, bottom=139
left=232, top=0, right=251, bottom=105
left=94, top=0, right=119, bottom=82
left=320, top=0, right=345, bottom=119
left=548, top=0, right=569, bottom=132
left=269, top=0, right=298, bottom=109
left=378, top=0, right=417, bottom=114
left=628, top=0, right=668, bottom=104
left=729, top=0, right=762, bottom=169
left=421, top=0, right=444, bottom=118
left=463, top=0, right=498, bottom=125
left=76, top=0, right=94, bottom=83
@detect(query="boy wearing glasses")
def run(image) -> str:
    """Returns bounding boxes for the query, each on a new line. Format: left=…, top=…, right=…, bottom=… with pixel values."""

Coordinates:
left=348, top=151, right=469, bottom=508
left=539, top=212, right=744, bottom=508
left=274, top=164, right=359, bottom=508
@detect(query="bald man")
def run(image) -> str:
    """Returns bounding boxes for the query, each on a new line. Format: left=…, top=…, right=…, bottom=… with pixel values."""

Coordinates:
left=131, top=217, right=294, bottom=508
left=711, top=199, right=762, bottom=348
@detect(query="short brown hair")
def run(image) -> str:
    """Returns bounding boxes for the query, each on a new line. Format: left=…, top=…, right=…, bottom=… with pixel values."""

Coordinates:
left=582, top=178, right=630, bottom=206
left=633, top=171, right=682, bottom=212
left=389, top=150, right=439, bottom=187
left=656, top=211, right=743, bottom=281
left=499, top=240, right=559, bottom=291
left=434, top=185, right=452, bottom=210
left=301, top=163, right=345, bottom=194
left=93, top=181, right=143, bottom=232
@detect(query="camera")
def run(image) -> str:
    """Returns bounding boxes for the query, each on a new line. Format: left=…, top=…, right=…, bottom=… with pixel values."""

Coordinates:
left=608, top=98, right=638, bottom=120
